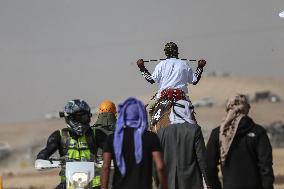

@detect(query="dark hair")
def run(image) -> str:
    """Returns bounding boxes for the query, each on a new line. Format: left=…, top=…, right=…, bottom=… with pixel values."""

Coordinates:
left=164, top=42, right=179, bottom=58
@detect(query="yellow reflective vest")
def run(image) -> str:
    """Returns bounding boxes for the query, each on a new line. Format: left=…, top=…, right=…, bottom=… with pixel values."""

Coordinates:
left=60, top=128, right=100, bottom=187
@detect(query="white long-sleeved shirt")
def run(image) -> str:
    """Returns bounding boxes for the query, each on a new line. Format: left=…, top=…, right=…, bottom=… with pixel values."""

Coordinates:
left=151, top=58, right=197, bottom=98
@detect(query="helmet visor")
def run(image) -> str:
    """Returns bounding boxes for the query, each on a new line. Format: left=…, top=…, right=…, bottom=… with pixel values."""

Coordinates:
left=69, top=112, right=91, bottom=124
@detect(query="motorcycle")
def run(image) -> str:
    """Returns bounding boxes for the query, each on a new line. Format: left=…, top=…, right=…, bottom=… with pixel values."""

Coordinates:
left=35, top=158, right=96, bottom=189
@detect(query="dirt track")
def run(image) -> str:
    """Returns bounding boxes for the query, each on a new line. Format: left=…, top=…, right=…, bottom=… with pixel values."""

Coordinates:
left=1, top=75, right=284, bottom=188
left=1, top=148, right=283, bottom=189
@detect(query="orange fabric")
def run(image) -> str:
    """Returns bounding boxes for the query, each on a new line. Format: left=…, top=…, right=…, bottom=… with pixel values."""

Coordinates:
left=99, top=100, right=116, bottom=114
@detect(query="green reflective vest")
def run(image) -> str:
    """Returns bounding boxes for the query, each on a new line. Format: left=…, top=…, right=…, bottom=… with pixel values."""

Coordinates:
left=60, top=128, right=100, bottom=187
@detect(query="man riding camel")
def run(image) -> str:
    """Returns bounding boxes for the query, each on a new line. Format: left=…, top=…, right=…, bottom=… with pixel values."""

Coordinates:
left=136, top=42, right=206, bottom=130
left=136, top=42, right=206, bottom=99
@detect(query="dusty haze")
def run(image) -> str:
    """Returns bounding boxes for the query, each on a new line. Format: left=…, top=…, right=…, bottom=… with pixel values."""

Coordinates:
left=0, top=0, right=284, bottom=122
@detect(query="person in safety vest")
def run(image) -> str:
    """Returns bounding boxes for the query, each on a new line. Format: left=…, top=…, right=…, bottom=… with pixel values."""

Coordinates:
left=93, top=100, right=117, bottom=135
left=36, top=99, right=107, bottom=189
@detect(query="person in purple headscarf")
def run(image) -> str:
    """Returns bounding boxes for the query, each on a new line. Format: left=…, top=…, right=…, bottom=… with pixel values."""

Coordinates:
left=101, top=97, right=168, bottom=189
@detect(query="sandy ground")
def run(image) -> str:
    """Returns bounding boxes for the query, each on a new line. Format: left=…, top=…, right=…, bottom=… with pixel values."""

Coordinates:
left=1, top=149, right=283, bottom=189
left=1, top=75, right=284, bottom=188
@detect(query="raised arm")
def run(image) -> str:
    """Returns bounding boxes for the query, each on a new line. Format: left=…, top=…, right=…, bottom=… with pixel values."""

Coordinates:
left=137, top=59, right=155, bottom=84
left=192, top=59, right=206, bottom=85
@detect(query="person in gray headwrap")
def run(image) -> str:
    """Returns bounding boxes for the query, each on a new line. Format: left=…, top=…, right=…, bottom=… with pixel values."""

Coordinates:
left=157, top=99, right=212, bottom=189
left=206, top=94, right=274, bottom=189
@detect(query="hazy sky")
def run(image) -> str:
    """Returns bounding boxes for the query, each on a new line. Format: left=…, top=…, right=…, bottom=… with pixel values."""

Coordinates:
left=0, top=0, right=284, bottom=123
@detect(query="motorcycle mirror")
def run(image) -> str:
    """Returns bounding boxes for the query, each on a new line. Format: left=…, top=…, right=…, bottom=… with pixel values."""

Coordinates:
left=59, top=112, right=65, bottom=118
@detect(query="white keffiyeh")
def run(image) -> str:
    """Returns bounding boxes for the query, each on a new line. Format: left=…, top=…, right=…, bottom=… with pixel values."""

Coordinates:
left=169, top=100, right=196, bottom=124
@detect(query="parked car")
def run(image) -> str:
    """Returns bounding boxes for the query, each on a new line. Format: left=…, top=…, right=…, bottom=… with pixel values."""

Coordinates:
left=193, top=97, right=214, bottom=108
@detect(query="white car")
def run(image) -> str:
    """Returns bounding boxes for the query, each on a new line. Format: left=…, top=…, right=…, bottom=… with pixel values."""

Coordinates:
left=0, top=142, right=11, bottom=159
left=279, top=11, right=284, bottom=18
left=192, top=97, right=214, bottom=108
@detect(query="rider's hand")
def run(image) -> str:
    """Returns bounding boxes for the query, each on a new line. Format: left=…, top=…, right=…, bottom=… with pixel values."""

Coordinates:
left=136, top=59, right=145, bottom=68
left=198, top=59, right=206, bottom=68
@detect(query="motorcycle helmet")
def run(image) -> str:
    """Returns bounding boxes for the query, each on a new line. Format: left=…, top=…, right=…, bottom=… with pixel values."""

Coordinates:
left=64, top=99, right=92, bottom=136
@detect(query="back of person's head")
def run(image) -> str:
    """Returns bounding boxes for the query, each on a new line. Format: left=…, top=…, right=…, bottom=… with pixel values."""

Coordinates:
left=164, top=42, right=179, bottom=58
left=116, top=97, right=148, bottom=129
left=114, top=97, right=148, bottom=176
left=170, top=100, right=196, bottom=124
left=124, top=103, right=142, bottom=126
left=95, top=100, right=117, bottom=131
left=226, top=94, right=250, bottom=115
left=98, top=100, right=116, bottom=114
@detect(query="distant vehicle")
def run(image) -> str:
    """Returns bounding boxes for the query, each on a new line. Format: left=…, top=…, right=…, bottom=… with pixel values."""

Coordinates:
left=0, top=141, right=11, bottom=160
left=254, top=91, right=281, bottom=103
left=193, top=97, right=214, bottom=108
left=269, top=94, right=281, bottom=103
left=279, top=11, right=284, bottom=18
left=254, top=91, right=271, bottom=102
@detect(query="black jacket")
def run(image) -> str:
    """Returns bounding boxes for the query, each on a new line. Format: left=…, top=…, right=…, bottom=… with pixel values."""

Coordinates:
left=206, top=116, right=274, bottom=189
left=37, top=127, right=106, bottom=160
left=157, top=123, right=210, bottom=189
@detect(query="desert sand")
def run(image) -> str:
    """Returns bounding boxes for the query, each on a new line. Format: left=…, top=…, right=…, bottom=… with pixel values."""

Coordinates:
left=1, top=75, right=284, bottom=188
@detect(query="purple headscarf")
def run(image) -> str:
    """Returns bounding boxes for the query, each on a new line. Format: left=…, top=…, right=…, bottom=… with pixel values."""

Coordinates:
left=113, top=97, right=148, bottom=176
